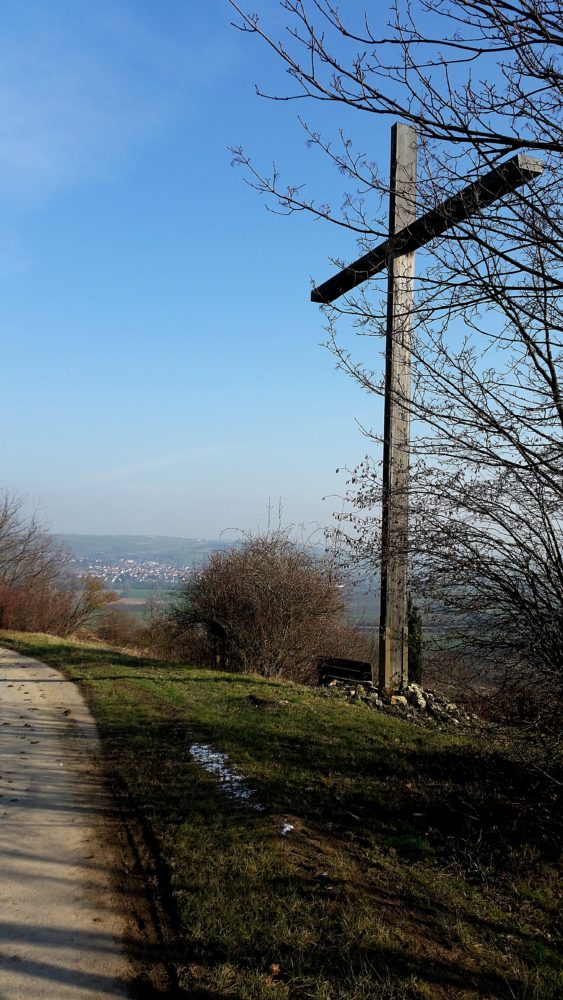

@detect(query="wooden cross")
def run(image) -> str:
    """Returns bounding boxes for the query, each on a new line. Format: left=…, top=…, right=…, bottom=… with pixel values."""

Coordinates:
left=311, top=124, right=543, bottom=693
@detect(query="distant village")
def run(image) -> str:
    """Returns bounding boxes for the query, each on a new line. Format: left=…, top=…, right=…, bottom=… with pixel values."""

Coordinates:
left=68, top=556, right=192, bottom=589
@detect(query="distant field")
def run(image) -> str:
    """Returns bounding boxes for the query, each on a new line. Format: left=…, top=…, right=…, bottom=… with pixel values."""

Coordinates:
left=346, top=585, right=379, bottom=626
left=109, top=586, right=177, bottom=618
left=113, top=588, right=161, bottom=602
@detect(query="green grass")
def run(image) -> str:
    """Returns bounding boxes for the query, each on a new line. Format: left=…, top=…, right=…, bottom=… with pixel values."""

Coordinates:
left=2, top=630, right=561, bottom=999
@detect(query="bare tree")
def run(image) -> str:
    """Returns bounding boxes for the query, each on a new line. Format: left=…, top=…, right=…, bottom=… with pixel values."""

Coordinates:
left=0, top=492, right=115, bottom=636
left=0, top=493, right=60, bottom=590
left=229, top=2, right=563, bottom=723
left=56, top=575, right=118, bottom=637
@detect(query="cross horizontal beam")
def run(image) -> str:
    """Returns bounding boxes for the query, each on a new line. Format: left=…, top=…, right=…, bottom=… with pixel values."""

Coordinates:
left=311, top=153, right=544, bottom=304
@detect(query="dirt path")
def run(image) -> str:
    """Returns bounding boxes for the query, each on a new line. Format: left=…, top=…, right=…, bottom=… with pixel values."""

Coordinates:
left=0, top=646, right=137, bottom=1000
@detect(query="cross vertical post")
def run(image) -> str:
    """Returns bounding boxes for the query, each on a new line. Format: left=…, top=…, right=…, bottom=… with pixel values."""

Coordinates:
left=310, top=127, right=542, bottom=693
left=379, top=123, right=417, bottom=693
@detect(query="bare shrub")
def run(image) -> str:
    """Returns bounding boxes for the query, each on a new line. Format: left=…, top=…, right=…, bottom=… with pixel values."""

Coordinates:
left=424, top=643, right=560, bottom=732
left=162, top=529, right=362, bottom=680
left=92, top=607, right=144, bottom=649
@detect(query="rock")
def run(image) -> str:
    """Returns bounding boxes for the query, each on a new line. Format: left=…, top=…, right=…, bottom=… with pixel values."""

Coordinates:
left=391, top=695, right=408, bottom=706
left=407, top=688, right=427, bottom=711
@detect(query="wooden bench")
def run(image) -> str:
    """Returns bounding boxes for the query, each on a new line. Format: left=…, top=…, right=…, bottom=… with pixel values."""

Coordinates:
left=317, top=657, right=373, bottom=686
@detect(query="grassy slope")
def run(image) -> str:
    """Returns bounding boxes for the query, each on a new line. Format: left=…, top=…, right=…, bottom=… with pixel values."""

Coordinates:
left=1, top=631, right=560, bottom=1000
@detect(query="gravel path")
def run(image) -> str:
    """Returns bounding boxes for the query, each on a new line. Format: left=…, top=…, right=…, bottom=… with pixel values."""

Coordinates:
left=0, top=647, right=134, bottom=1000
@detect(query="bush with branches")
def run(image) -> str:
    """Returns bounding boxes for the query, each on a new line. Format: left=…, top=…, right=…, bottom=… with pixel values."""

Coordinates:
left=162, top=530, right=371, bottom=680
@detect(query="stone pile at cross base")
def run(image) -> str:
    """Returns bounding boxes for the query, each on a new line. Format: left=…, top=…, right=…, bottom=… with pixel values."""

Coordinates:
left=322, top=679, right=483, bottom=729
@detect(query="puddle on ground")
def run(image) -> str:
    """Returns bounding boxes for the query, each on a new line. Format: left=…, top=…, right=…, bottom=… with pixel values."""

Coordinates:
left=189, top=743, right=264, bottom=810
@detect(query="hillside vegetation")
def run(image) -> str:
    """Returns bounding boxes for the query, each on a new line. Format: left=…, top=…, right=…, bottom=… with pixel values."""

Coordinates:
left=1, top=631, right=560, bottom=1000
left=56, top=533, right=233, bottom=566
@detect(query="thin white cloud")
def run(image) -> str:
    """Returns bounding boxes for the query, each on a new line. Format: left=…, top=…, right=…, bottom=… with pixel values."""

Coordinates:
left=0, top=0, right=234, bottom=203
left=82, top=444, right=230, bottom=487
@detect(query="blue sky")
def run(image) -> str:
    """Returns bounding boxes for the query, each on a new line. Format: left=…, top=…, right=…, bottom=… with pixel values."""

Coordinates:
left=2, top=0, right=397, bottom=538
